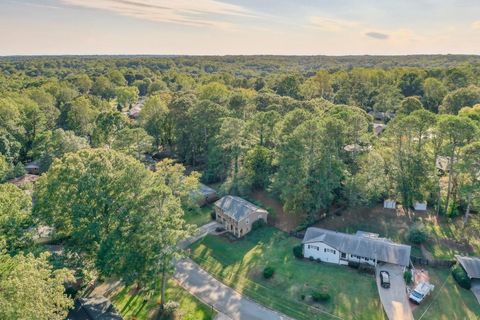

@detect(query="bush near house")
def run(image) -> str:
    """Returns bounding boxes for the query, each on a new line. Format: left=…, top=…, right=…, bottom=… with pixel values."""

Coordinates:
left=408, top=227, right=429, bottom=244
left=292, top=245, right=303, bottom=259
left=404, top=270, right=413, bottom=284
left=451, top=265, right=471, bottom=289
left=263, top=266, right=275, bottom=279
left=252, top=219, right=266, bottom=230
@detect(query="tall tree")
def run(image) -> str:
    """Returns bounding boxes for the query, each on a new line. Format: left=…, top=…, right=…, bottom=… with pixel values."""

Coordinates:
left=0, top=251, right=74, bottom=320
left=0, top=183, right=32, bottom=253
left=437, top=115, right=478, bottom=214
left=34, top=149, right=194, bottom=306
left=139, top=95, right=171, bottom=150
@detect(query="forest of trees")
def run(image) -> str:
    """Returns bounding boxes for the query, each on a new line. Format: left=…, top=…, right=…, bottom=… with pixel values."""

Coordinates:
left=1, top=55, right=480, bottom=318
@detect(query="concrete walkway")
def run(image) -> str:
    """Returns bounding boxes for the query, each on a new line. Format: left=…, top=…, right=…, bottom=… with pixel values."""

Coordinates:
left=376, top=263, right=414, bottom=320
left=174, top=258, right=292, bottom=320
left=178, top=221, right=221, bottom=249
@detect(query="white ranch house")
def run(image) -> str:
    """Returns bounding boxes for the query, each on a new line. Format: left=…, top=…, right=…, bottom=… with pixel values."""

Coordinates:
left=302, top=228, right=411, bottom=268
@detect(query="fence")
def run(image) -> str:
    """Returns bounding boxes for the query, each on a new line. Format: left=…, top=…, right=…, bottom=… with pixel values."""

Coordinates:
left=411, top=256, right=455, bottom=268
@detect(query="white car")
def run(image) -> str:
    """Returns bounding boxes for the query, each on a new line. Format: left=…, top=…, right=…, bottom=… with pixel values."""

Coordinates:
left=409, top=282, right=434, bottom=304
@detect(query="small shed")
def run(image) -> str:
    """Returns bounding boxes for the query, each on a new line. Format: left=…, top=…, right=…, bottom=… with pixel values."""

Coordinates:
left=384, top=199, right=396, bottom=209
left=25, top=161, right=40, bottom=175
left=414, top=202, right=427, bottom=211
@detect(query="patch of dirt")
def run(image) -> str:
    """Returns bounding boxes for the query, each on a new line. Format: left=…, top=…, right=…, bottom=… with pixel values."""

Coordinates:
left=249, top=190, right=305, bottom=232
left=313, top=205, right=430, bottom=241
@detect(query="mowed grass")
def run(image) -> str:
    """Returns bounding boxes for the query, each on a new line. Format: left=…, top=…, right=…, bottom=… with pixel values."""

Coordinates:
left=112, top=280, right=215, bottom=320
left=184, top=204, right=214, bottom=227
left=413, top=268, right=480, bottom=320
left=190, top=227, right=385, bottom=320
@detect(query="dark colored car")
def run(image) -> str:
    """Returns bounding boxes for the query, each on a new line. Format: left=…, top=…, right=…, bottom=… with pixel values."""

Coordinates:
left=380, top=271, right=391, bottom=288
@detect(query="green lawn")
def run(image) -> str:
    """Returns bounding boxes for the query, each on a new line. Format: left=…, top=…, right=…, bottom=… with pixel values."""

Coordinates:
left=413, top=268, right=480, bottom=320
left=112, top=280, right=215, bottom=320
left=184, top=204, right=214, bottom=227
left=190, top=227, right=386, bottom=320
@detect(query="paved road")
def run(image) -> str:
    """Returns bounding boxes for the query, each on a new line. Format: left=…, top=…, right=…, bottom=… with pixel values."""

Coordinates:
left=174, top=258, right=292, bottom=320
left=471, top=280, right=480, bottom=305
left=376, top=263, right=414, bottom=320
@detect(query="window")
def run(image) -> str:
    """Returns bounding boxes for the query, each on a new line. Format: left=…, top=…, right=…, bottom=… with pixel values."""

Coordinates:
left=308, top=245, right=311, bottom=249
left=246, top=218, right=250, bottom=225
left=324, top=248, right=326, bottom=253
left=341, top=252, right=346, bottom=258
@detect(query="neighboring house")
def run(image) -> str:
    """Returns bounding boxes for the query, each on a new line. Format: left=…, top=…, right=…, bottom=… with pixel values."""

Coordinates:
left=25, top=160, right=40, bottom=175
left=214, top=195, right=268, bottom=237
left=455, top=255, right=480, bottom=280
left=67, top=296, right=122, bottom=320
left=455, top=255, right=480, bottom=304
left=302, top=228, right=411, bottom=268
left=193, top=183, right=219, bottom=207
left=127, top=98, right=145, bottom=119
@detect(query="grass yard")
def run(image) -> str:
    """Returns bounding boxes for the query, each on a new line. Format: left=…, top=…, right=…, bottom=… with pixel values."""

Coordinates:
left=413, top=267, right=480, bottom=320
left=184, top=204, right=214, bottom=227
left=190, top=226, right=386, bottom=320
left=112, top=280, right=215, bottom=320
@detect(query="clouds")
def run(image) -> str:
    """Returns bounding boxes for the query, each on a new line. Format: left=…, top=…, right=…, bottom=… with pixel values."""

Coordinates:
left=365, top=32, right=389, bottom=40
left=58, top=0, right=255, bottom=28
left=472, top=21, right=480, bottom=30
left=309, top=16, right=357, bottom=32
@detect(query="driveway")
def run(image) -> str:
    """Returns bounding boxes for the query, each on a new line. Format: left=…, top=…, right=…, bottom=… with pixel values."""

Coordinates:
left=174, top=258, right=292, bottom=320
left=376, top=263, right=413, bottom=320
left=472, top=280, right=480, bottom=305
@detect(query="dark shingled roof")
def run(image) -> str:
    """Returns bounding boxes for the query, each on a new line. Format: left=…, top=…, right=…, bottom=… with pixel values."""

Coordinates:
left=67, top=296, right=122, bottom=320
left=456, top=255, right=480, bottom=279
left=215, top=195, right=267, bottom=221
left=302, top=227, right=411, bottom=266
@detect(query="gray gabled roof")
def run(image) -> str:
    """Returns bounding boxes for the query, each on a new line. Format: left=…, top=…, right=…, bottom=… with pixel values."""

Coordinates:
left=456, top=255, right=480, bottom=279
left=198, top=183, right=217, bottom=197
left=302, top=227, right=411, bottom=266
left=215, top=195, right=267, bottom=221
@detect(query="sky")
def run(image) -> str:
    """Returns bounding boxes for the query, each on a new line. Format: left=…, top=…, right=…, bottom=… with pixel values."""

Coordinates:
left=1, top=0, right=480, bottom=55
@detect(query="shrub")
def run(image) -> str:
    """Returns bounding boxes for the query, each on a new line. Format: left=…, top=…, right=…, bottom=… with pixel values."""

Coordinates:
left=293, top=245, right=303, bottom=259
left=404, top=270, right=412, bottom=284
left=263, top=266, right=275, bottom=279
left=408, top=227, right=429, bottom=244
left=300, top=294, right=305, bottom=300
left=452, top=265, right=471, bottom=289
left=312, top=288, right=331, bottom=302
left=252, top=219, right=266, bottom=230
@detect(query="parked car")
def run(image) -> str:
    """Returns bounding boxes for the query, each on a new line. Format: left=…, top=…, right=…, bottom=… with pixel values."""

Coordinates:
left=409, top=282, right=434, bottom=304
left=380, top=271, right=390, bottom=288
